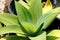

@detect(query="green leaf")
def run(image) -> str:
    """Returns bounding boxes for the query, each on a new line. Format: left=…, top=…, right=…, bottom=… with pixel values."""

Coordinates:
left=21, top=22, right=36, bottom=35
left=35, top=7, right=60, bottom=31
left=47, top=36, right=57, bottom=40
left=29, top=0, right=42, bottom=24
left=30, top=31, right=46, bottom=40
left=0, top=13, right=18, bottom=26
left=42, top=7, right=60, bottom=30
left=0, top=25, right=25, bottom=35
left=0, top=35, right=30, bottom=40
left=47, top=30, right=60, bottom=37
left=15, top=1, right=33, bottom=24
left=47, top=30, right=60, bottom=40
left=0, top=22, right=3, bottom=28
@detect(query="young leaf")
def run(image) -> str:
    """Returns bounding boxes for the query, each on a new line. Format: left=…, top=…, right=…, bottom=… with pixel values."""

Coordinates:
left=29, top=0, right=42, bottom=24
left=0, top=25, right=25, bottom=35
left=15, top=1, right=33, bottom=24
left=0, top=13, right=18, bottom=26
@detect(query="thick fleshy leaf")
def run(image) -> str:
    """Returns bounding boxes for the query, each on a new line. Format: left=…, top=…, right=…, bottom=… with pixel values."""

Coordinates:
left=15, top=1, right=33, bottom=24
left=0, top=25, right=25, bottom=35
left=0, top=13, right=18, bottom=26
left=47, top=30, right=60, bottom=37
left=21, top=22, right=36, bottom=35
left=43, top=0, right=52, bottom=14
left=30, top=31, right=46, bottom=40
left=42, top=7, right=60, bottom=29
left=29, top=0, right=42, bottom=24
left=0, top=35, right=30, bottom=40
left=47, top=30, right=60, bottom=40
left=35, top=7, right=60, bottom=31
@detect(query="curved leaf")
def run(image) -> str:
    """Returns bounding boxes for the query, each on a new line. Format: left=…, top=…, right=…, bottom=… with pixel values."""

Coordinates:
left=21, top=22, right=36, bottom=35
left=47, top=30, right=60, bottom=40
left=0, top=35, right=30, bottom=40
left=42, top=7, right=60, bottom=30
left=0, top=25, right=25, bottom=35
left=47, top=30, right=60, bottom=37
left=0, top=13, right=18, bottom=26
left=35, top=7, right=60, bottom=31
left=29, top=0, right=42, bottom=24
left=15, top=1, right=33, bottom=24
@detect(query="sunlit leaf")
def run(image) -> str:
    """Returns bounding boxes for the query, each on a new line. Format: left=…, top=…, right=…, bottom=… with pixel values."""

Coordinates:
left=47, top=30, right=60, bottom=40
left=35, top=7, right=60, bottom=31
left=47, top=30, right=60, bottom=37
left=21, top=22, right=36, bottom=35
left=42, top=7, right=60, bottom=29
left=0, top=25, right=25, bottom=35
left=0, top=13, right=18, bottom=26
left=29, top=0, right=42, bottom=24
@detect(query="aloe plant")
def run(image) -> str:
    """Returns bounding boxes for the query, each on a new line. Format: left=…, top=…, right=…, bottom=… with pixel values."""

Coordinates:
left=0, top=0, right=60, bottom=40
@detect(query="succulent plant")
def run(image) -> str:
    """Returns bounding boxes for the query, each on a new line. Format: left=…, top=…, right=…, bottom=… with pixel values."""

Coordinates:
left=0, top=0, right=60, bottom=40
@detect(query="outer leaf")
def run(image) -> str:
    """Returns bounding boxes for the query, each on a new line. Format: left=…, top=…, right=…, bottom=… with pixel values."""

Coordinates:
left=35, top=7, right=60, bottom=31
left=47, top=30, right=60, bottom=40
left=0, top=25, right=25, bottom=35
left=47, top=30, right=60, bottom=37
left=0, top=13, right=18, bottom=26
left=29, top=0, right=42, bottom=24
left=30, top=31, right=46, bottom=40
left=0, top=35, right=30, bottom=40
left=42, top=7, right=60, bottom=30
left=15, top=1, right=33, bottom=23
